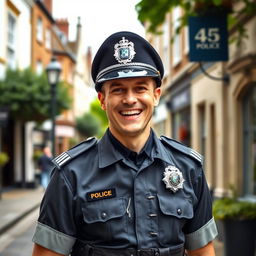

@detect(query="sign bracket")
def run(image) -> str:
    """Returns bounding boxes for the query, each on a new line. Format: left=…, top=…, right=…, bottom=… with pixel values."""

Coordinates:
left=199, top=62, right=229, bottom=83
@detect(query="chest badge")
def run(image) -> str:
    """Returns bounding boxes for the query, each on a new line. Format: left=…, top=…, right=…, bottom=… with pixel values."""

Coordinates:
left=162, top=165, right=185, bottom=193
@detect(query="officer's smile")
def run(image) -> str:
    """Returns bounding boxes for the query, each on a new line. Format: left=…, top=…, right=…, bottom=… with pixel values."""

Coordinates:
left=120, top=109, right=142, bottom=118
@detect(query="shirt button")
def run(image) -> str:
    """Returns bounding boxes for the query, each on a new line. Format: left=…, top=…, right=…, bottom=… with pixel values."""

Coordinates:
left=177, top=208, right=182, bottom=215
left=149, top=213, right=157, bottom=217
left=101, top=212, right=107, bottom=219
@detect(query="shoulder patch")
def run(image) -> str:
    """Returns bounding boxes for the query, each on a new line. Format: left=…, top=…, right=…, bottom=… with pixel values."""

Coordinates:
left=52, top=137, right=97, bottom=169
left=160, top=136, right=203, bottom=165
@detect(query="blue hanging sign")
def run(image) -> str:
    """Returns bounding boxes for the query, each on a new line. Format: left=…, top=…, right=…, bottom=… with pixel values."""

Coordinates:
left=188, top=15, right=229, bottom=62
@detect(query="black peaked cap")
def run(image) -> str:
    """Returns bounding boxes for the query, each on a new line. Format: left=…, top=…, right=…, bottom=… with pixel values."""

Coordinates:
left=91, top=31, right=164, bottom=92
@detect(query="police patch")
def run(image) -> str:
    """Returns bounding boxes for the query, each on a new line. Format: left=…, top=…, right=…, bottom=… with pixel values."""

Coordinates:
left=86, top=188, right=116, bottom=202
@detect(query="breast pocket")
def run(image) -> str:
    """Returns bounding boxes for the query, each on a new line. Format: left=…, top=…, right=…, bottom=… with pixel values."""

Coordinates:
left=157, top=194, right=193, bottom=246
left=82, top=197, right=128, bottom=241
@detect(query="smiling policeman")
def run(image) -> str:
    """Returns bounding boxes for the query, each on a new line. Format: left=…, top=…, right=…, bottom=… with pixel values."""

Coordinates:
left=32, top=31, right=218, bottom=256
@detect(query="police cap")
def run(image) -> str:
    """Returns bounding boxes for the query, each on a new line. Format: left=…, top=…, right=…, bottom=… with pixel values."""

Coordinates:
left=91, top=31, right=164, bottom=92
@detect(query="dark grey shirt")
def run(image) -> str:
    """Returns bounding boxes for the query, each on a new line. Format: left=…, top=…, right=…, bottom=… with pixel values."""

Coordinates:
left=32, top=130, right=217, bottom=255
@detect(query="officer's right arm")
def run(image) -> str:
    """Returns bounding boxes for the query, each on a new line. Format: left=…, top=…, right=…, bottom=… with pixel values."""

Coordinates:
left=32, top=244, right=64, bottom=256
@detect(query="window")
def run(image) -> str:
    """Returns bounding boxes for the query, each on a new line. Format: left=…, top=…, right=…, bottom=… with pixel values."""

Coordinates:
left=36, top=17, right=43, bottom=42
left=45, top=28, right=51, bottom=49
left=243, top=84, right=256, bottom=197
left=172, top=7, right=181, bottom=66
left=7, top=12, right=16, bottom=69
left=36, top=60, right=43, bottom=74
left=172, top=108, right=191, bottom=147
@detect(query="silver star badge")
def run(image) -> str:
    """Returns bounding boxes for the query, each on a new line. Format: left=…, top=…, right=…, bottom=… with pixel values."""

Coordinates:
left=162, top=165, right=185, bottom=193
left=114, top=37, right=136, bottom=64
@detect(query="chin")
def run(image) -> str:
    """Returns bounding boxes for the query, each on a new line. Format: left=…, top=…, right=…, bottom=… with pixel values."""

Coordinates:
left=120, top=126, right=145, bottom=136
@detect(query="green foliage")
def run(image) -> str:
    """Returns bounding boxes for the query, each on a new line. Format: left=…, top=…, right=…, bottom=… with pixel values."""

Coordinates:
left=0, top=68, right=72, bottom=122
left=33, top=149, right=43, bottom=162
left=90, top=98, right=108, bottom=134
left=0, top=152, right=9, bottom=167
left=136, top=0, right=256, bottom=45
left=213, top=197, right=256, bottom=220
left=75, top=98, right=108, bottom=138
left=76, top=112, right=101, bottom=138
left=69, top=137, right=79, bottom=148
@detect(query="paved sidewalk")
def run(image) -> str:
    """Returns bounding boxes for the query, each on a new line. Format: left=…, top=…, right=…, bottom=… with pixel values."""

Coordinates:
left=0, top=187, right=44, bottom=236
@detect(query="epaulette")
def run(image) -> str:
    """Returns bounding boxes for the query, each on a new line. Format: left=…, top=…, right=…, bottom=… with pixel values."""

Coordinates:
left=160, top=136, right=203, bottom=165
left=52, top=137, right=97, bottom=169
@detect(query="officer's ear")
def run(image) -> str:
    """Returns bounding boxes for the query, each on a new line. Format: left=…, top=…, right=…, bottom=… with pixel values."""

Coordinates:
left=98, top=92, right=106, bottom=111
left=153, top=86, right=162, bottom=107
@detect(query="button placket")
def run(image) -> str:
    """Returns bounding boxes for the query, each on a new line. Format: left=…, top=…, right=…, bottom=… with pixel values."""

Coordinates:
left=146, top=194, right=158, bottom=239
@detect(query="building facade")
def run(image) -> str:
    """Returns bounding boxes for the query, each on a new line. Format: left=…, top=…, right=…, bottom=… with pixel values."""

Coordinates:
left=151, top=6, right=256, bottom=199
left=0, top=0, right=93, bottom=189
left=0, top=0, right=34, bottom=187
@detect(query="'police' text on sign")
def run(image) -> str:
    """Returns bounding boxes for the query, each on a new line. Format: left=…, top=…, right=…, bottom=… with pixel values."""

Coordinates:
left=189, top=15, right=229, bottom=62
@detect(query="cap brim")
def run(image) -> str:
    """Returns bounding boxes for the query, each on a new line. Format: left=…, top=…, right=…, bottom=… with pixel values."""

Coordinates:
left=95, top=66, right=160, bottom=91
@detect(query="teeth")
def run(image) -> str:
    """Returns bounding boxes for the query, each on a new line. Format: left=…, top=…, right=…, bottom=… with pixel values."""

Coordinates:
left=121, top=110, right=141, bottom=116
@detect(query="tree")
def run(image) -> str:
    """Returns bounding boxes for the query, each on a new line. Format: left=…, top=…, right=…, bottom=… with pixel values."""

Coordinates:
left=76, top=112, right=100, bottom=138
left=136, top=0, right=256, bottom=45
left=0, top=68, right=71, bottom=123
left=75, top=98, right=108, bottom=138
left=90, top=98, right=108, bottom=133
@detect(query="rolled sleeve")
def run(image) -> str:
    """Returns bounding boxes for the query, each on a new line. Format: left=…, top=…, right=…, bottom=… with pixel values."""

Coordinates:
left=185, top=217, right=218, bottom=250
left=32, top=222, right=76, bottom=255
left=32, top=168, right=78, bottom=254
left=183, top=168, right=218, bottom=250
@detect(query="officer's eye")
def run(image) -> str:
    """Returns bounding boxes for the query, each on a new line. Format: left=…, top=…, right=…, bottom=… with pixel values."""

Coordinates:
left=136, top=86, right=148, bottom=93
left=110, top=87, right=124, bottom=94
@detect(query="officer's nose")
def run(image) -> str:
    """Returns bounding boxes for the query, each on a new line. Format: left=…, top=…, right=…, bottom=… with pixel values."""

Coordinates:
left=122, top=91, right=137, bottom=105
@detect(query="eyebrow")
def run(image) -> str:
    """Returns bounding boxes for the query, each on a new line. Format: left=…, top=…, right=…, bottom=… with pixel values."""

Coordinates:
left=109, top=82, right=123, bottom=87
left=109, top=79, right=150, bottom=87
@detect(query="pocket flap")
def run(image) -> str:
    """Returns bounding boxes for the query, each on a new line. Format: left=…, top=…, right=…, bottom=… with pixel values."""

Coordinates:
left=82, top=197, right=126, bottom=223
left=157, top=194, right=193, bottom=219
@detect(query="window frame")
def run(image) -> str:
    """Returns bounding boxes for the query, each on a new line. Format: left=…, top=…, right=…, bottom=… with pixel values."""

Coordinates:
left=7, top=11, right=17, bottom=69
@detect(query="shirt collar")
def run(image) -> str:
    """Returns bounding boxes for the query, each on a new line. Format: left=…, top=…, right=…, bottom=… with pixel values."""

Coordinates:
left=98, top=129, right=174, bottom=168
left=108, top=128, right=153, bottom=159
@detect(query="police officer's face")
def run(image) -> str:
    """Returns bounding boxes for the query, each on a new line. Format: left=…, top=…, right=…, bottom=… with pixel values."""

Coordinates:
left=99, top=77, right=161, bottom=141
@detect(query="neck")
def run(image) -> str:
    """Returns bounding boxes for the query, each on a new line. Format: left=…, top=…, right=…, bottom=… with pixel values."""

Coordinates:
left=109, top=128, right=151, bottom=153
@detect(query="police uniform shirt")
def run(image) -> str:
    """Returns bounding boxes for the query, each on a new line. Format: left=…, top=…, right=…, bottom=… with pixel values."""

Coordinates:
left=32, top=129, right=217, bottom=255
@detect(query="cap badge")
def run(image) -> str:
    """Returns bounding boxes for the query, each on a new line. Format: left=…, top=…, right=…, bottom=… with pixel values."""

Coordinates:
left=114, top=37, right=136, bottom=64
left=162, top=165, right=185, bottom=193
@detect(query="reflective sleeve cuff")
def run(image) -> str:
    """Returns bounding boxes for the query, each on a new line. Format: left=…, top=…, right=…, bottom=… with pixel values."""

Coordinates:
left=184, top=217, right=218, bottom=250
left=32, top=221, right=76, bottom=255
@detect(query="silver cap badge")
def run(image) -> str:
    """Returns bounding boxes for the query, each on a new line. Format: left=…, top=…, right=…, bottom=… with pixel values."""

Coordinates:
left=114, top=37, right=136, bottom=64
left=162, top=165, right=185, bottom=193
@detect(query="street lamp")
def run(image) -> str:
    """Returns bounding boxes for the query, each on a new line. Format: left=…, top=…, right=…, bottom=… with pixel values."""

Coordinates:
left=46, top=57, right=62, bottom=157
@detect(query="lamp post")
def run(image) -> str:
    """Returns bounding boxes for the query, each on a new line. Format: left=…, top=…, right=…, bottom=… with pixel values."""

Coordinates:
left=46, top=57, right=62, bottom=157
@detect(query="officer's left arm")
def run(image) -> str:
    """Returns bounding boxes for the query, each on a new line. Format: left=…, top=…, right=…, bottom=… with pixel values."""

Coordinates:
left=183, top=166, right=217, bottom=253
left=186, top=241, right=215, bottom=256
